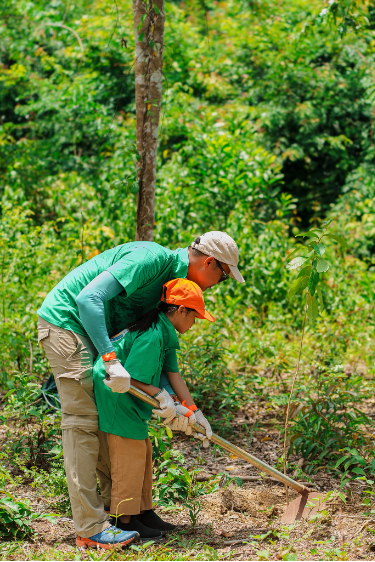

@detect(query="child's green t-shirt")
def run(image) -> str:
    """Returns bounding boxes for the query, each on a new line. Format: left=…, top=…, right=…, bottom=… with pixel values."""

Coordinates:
left=93, top=312, right=180, bottom=440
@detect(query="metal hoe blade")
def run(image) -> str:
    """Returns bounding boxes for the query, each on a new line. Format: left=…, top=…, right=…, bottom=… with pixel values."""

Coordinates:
left=281, top=493, right=328, bottom=524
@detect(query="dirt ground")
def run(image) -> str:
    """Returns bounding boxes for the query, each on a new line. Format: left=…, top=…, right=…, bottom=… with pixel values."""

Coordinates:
left=1, top=398, right=375, bottom=561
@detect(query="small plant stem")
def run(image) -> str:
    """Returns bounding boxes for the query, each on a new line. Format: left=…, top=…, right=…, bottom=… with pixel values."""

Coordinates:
left=29, top=340, right=33, bottom=377
left=1, top=242, right=5, bottom=323
left=283, top=289, right=309, bottom=505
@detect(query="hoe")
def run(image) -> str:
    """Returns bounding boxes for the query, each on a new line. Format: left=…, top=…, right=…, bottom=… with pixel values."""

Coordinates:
left=128, top=384, right=326, bottom=524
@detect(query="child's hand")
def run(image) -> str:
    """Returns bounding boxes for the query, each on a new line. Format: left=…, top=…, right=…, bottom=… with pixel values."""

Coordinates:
left=166, top=404, right=197, bottom=435
left=152, top=389, right=176, bottom=424
left=193, top=410, right=212, bottom=448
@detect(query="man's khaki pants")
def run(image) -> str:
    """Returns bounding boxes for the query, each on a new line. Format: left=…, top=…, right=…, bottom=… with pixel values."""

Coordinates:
left=38, top=317, right=111, bottom=538
left=108, top=434, right=152, bottom=517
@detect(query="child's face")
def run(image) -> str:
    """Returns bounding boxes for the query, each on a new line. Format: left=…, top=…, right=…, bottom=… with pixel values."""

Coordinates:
left=172, top=307, right=199, bottom=334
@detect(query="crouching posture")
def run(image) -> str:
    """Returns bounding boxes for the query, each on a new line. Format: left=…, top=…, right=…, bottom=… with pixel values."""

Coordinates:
left=93, top=278, right=214, bottom=539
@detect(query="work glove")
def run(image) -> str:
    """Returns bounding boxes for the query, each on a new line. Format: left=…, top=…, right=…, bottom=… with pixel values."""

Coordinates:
left=152, top=389, right=176, bottom=424
left=103, top=360, right=131, bottom=393
left=193, top=409, right=212, bottom=448
left=167, top=404, right=197, bottom=435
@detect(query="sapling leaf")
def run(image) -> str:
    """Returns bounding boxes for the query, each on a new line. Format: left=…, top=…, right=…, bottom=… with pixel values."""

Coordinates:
left=286, top=246, right=306, bottom=260
left=324, top=233, right=349, bottom=248
left=154, top=5, right=160, bottom=14
left=316, top=259, right=329, bottom=273
left=352, top=467, right=366, bottom=475
left=138, top=32, right=145, bottom=42
left=297, top=265, right=312, bottom=279
left=308, top=271, right=319, bottom=296
left=288, top=276, right=309, bottom=300
left=307, top=294, right=318, bottom=322
left=286, top=257, right=307, bottom=270
left=295, top=231, right=320, bottom=239
left=338, top=492, right=346, bottom=503
left=314, top=243, right=325, bottom=256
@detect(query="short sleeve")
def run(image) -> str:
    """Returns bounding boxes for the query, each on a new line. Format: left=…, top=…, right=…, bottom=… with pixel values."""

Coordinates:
left=163, top=348, right=179, bottom=373
left=124, top=334, right=162, bottom=384
left=159, top=371, right=174, bottom=395
left=106, top=248, right=160, bottom=298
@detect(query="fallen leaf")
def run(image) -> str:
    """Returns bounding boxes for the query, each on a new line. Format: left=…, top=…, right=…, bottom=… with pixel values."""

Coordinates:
left=220, top=530, right=233, bottom=538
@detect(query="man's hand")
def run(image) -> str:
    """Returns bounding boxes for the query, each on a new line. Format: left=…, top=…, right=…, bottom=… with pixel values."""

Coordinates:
left=193, top=410, right=212, bottom=448
left=152, top=389, right=176, bottom=424
left=167, top=404, right=196, bottom=435
left=103, top=360, right=131, bottom=393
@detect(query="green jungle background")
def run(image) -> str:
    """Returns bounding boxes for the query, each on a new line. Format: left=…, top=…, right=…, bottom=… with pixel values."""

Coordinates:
left=0, top=0, right=375, bottom=554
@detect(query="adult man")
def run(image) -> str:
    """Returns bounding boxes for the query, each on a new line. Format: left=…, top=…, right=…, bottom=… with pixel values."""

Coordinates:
left=37, top=231, right=244, bottom=549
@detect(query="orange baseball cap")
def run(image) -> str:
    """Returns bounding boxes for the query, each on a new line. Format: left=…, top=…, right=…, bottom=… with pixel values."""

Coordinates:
left=161, top=278, right=215, bottom=322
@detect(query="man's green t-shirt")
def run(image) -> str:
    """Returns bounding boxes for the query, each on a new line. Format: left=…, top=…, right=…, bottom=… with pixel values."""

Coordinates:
left=93, top=312, right=180, bottom=440
left=37, top=242, right=189, bottom=338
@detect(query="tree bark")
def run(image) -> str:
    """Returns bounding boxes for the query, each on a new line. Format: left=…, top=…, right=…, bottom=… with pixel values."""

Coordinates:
left=133, top=0, right=165, bottom=241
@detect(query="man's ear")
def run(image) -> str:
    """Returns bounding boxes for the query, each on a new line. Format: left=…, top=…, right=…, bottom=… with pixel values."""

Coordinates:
left=203, top=256, right=215, bottom=268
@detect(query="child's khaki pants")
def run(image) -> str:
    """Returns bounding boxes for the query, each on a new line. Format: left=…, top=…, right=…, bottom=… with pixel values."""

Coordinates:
left=38, top=317, right=111, bottom=538
left=108, top=434, right=153, bottom=517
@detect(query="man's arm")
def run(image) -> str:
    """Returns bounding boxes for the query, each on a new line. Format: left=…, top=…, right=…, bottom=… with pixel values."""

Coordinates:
left=76, top=271, right=123, bottom=355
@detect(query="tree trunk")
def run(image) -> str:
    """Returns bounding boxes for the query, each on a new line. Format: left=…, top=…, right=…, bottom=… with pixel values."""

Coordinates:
left=133, top=0, right=165, bottom=241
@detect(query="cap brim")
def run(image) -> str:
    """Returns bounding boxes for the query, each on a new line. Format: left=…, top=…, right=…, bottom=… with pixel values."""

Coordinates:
left=196, top=309, right=216, bottom=322
left=228, top=264, right=245, bottom=283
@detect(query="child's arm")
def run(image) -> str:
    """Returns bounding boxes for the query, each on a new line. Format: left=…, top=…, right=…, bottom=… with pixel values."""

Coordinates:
left=130, top=378, right=161, bottom=397
left=131, top=378, right=176, bottom=423
left=166, top=371, right=196, bottom=407
left=166, top=371, right=212, bottom=446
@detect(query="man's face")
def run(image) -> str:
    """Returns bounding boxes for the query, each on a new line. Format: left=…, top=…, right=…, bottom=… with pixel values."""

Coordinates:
left=187, top=256, right=231, bottom=291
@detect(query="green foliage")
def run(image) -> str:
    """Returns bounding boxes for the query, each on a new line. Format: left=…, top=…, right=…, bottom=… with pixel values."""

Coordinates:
left=154, top=450, right=204, bottom=506
left=3, top=373, right=61, bottom=468
left=153, top=449, right=241, bottom=508
left=179, top=331, right=244, bottom=432
left=288, top=364, right=375, bottom=476
left=27, top=462, right=71, bottom=516
left=0, top=459, right=56, bottom=541
left=0, top=492, right=35, bottom=540
left=148, top=422, right=173, bottom=467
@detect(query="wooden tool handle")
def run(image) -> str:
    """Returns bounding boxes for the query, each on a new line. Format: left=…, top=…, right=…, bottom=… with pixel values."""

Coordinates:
left=128, top=384, right=308, bottom=495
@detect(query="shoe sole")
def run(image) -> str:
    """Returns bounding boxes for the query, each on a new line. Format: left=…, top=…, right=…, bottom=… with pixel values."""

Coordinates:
left=138, top=535, right=163, bottom=542
left=76, top=535, right=137, bottom=550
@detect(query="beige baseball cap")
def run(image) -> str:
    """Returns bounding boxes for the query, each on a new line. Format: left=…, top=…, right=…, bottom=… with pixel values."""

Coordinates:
left=191, top=231, right=245, bottom=283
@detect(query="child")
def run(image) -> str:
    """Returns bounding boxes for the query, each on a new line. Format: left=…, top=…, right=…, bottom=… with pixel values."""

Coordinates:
left=93, top=278, right=214, bottom=540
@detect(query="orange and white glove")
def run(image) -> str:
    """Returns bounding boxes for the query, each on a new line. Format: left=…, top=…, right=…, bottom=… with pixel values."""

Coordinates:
left=103, top=353, right=131, bottom=393
left=167, top=403, right=197, bottom=435
left=193, top=409, right=212, bottom=448
left=152, top=389, right=176, bottom=424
